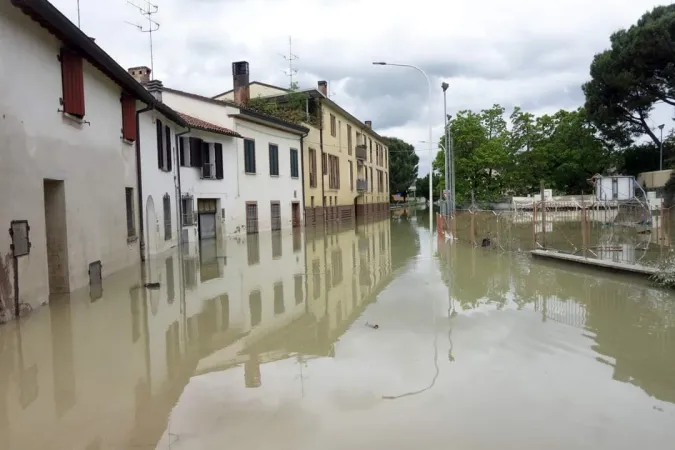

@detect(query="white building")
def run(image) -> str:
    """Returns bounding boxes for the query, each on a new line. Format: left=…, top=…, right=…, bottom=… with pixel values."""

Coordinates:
left=0, top=0, right=182, bottom=313
left=158, top=61, right=309, bottom=238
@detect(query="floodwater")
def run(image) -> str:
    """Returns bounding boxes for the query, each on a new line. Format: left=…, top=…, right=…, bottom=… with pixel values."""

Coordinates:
left=1, top=212, right=675, bottom=450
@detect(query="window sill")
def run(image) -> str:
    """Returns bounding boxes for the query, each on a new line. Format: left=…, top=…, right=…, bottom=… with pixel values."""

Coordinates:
left=61, top=112, right=88, bottom=127
left=127, top=235, right=138, bottom=243
left=121, top=137, right=135, bottom=146
left=291, top=176, right=299, bottom=179
left=270, top=174, right=279, bottom=178
left=245, top=172, right=257, bottom=175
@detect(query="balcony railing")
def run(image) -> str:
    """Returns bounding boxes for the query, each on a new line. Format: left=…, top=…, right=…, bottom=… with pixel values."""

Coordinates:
left=356, top=179, right=367, bottom=192
left=355, top=145, right=367, bottom=160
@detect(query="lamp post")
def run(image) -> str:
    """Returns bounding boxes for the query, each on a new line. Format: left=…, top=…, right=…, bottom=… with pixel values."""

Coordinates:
left=441, top=82, right=451, bottom=216
left=373, top=62, right=433, bottom=233
left=659, top=124, right=665, bottom=171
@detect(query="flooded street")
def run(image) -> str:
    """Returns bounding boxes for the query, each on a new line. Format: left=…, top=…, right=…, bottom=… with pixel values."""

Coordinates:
left=1, top=213, right=675, bottom=449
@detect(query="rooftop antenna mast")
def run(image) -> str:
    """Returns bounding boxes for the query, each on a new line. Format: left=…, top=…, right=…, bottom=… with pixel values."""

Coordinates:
left=76, top=0, right=81, bottom=28
left=125, top=0, right=160, bottom=79
left=281, top=36, right=299, bottom=90
left=327, top=80, right=337, bottom=99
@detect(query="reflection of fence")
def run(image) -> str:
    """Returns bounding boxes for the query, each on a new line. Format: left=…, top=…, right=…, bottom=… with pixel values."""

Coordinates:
left=438, top=199, right=675, bottom=267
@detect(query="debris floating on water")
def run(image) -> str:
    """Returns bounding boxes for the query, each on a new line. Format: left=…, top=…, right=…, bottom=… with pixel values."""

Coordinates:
left=366, top=322, right=379, bottom=329
left=144, top=282, right=161, bottom=289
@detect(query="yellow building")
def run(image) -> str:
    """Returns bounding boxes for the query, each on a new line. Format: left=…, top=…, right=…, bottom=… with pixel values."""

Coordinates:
left=213, top=74, right=390, bottom=226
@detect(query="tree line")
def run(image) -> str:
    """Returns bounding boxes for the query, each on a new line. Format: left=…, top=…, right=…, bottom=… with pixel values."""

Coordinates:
left=391, top=4, right=675, bottom=204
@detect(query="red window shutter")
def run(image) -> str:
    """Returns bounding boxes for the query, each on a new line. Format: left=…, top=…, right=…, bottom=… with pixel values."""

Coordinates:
left=121, top=94, right=137, bottom=141
left=60, top=48, right=85, bottom=117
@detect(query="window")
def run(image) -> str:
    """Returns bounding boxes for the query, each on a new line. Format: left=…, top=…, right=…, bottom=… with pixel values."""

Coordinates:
left=189, top=137, right=203, bottom=168
left=328, top=155, right=340, bottom=189
left=349, top=161, right=353, bottom=190
left=60, top=48, right=85, bottom=117
left=272, top=232, right=282, bottom=259
left=370, top=167, right=373, bottom=192
left=294, top=274, right=303, bottom=305
left=247, top=234, right=260, bottom=265
left=268, top=144, right=279, bottom=176
left=163, top=194, right=171, bottom=240
left=214, top=143, right=224, bottom=179
left=125, top=188, right=135, bottom=238
left=181, top=195, right=194, bottom=226
left=249, top=291, right=262, bottom=326
left=322, top=152, right=327, bottom=175
left=121, top=94, right=136, bottom=141
left=178, top=136, right=187, bottom=166
left=347, top=124, right=352, bottom=155
left=330, top=114, right=336, bottom=137
left=246, top=202, right=258, bottom=234
left=290, top=148, right=299, bottom=178
left=309, top=148, right=317, bottom=187
left=356, top=132, right=361, bottom=147
left=271, top=202, right=281, bottom=231
left=274, top=282, right=284, bottom=315
left=165, top=125, right=172, bottom=171
left=155, top=120, right=172, bottom=172
left=244, top=139, right=256, bottom=173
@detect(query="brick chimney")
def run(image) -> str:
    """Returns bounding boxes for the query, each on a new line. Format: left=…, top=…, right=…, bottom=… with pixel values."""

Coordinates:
left=144, top=79, right=163, bottom=102
left=365, top=120, right=372, bottom=129
left=232, top=61, right=250, bottom=105
left=128, top=66, right=152, bottom=84
left=318, top=80, right=328, bottom=97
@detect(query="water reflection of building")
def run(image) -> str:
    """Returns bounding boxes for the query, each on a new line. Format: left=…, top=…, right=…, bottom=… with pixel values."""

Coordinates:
left=0, top=219, right=394, bottom=449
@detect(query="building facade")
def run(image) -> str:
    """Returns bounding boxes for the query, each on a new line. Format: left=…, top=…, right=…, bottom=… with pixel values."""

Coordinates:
left=214, top=78, right=390, bottom=225
left=159, top=65, right=308, bottom=237
left=0, top=0, right=181, bottom=313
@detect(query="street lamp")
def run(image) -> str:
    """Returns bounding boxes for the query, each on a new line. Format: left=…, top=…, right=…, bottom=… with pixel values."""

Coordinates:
left=659, top=124, right=665, bottom=171
left=373, top=62, right=433, bottom=232
left=441, top=82, right=451, bottom=216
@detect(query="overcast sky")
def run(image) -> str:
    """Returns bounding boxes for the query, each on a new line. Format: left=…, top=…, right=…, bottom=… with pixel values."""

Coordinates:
left=53, top=0, right=673, bottom=175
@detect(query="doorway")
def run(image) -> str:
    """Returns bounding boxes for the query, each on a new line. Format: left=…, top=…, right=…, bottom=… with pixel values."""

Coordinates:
left=197, top=199, right=217, bottom=240
left=292, top=202, right=301, bottom=228
left=43, top=179, right=70, bottom=294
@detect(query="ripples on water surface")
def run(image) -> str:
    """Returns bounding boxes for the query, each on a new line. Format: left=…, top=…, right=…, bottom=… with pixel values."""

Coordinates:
left=1, top=212, right=674, bottom=449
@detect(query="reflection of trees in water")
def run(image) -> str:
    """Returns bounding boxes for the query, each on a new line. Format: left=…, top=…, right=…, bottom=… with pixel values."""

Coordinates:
left=438, top=244, right=675, bottom=404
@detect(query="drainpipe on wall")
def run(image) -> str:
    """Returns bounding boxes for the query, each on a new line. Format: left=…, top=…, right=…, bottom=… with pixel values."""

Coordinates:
left=135, top=103, right=154, bottom=264
left=174, top=128, right=191, bottom=250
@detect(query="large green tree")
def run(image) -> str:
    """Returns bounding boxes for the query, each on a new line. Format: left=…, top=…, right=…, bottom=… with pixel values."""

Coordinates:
left=382, top=136, right=419, bottom=199
left=583, top=4, right=675, bottom=147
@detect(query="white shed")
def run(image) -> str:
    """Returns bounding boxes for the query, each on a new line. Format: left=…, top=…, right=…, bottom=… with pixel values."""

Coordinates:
left=594, top=175, right=635, bottom=201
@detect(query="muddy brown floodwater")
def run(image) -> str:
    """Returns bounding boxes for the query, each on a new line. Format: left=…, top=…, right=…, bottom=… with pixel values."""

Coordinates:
left=1, top=212, right=674, bottom=449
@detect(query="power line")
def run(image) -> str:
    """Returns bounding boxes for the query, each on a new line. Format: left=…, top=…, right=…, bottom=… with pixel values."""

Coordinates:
left=125, top=0, right=160, bottom=78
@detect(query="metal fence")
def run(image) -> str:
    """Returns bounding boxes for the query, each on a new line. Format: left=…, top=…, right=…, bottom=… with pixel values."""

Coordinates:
left=438, top=199, right=675, bottom=268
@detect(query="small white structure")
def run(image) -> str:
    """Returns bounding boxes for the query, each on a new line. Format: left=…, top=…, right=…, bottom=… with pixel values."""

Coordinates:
left=0, top=0, right=172, bottom=311
left=593, top=175, right=635, bottom=201
left=161, top=62, right=308, bottom=238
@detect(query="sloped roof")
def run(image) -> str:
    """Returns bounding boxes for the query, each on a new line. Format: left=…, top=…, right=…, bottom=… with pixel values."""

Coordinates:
left=177, top=112, right=242, bottom=138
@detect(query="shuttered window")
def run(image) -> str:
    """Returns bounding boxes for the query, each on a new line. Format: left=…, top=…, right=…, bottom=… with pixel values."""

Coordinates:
left=214, top=143, right=224, bottom=179
left=269, top=144, right=279, bottom=176
left=60, top=48, right=85, bottom=117
left=244, top=139, right=256, bottom=173
left=290, top=148, right=299, bottom=178
left=121, top=94, right=136, bottom=141
left=189, top=137, right=203, bottom=168
left=246, top=203, right=258, bottom=234
left=163, top=194, right=172, bottom=240
left=178, top=137, right=186, bottom=166
left=164, top=125, right=172, bottom=172
left=156, top=119, right=164, bottom=169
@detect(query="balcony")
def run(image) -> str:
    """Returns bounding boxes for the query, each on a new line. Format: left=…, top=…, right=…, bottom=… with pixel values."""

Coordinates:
left=356, top=179, right=367, bottom=192
left=355, top=144, right=367, bottom=160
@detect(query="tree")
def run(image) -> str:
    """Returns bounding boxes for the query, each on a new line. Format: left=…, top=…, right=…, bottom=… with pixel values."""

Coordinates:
left=583, top=5, right=675, bottom=147
left=414, top=173, right=442, bottom=201
left=382, top=136, right=419, bottom=199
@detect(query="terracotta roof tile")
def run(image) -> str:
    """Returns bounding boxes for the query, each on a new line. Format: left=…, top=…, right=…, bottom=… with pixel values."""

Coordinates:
left=178, top=112, right=242, bottom=138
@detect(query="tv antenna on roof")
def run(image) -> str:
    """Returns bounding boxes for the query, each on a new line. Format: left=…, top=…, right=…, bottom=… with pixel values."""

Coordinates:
left=281, top=36, right=299, bottom=90
left=125, top=0, right=160, bottom=79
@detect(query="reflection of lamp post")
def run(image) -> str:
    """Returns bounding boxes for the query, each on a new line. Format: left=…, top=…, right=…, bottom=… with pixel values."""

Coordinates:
left=373, top=62, right=433, bottom=238
left=659, top=124, right=665, bottom=170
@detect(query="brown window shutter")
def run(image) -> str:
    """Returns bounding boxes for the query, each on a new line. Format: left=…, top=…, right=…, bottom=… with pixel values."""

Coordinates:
left=121, top=94, right=137, bottom=141
left=60, top=48, right=85, bottom=117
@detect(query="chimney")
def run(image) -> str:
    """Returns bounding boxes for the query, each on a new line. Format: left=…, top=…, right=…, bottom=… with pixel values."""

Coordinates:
left=145, top=79, right=164, bottom=102
left=128, top=66, right=152, bottom=84
left=365, top=120, right=372, bottom=129
left=318, top=80, right=328, bottom=97
left=232, top=61, right=250, bottom=105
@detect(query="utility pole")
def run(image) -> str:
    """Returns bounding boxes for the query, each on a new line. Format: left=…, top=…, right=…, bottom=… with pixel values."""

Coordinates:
left=125, top=1, right=160, bottom=78
left=281, top=36, right=299, bottom=89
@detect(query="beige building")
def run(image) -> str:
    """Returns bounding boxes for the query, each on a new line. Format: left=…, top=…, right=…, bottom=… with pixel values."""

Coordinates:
left=213, top=68, right=390, bottom=226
